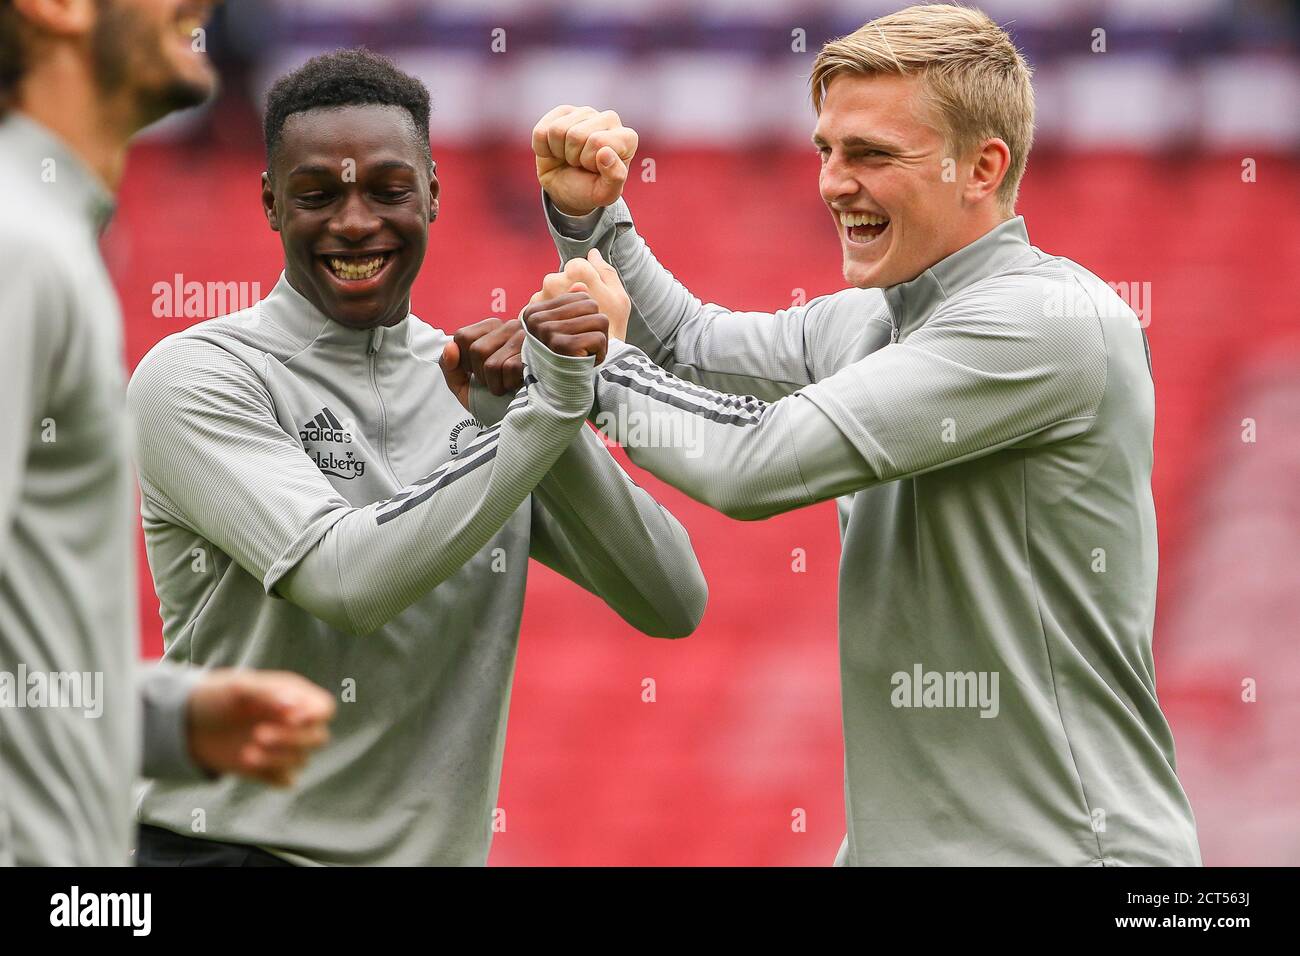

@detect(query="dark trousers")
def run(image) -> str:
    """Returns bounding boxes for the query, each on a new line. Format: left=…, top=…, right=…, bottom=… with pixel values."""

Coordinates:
left=135, top=823, right=296, bottom=867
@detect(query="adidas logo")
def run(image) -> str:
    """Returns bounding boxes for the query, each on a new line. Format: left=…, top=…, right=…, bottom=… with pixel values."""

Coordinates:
left=300, top=406, right=366, bottom=479
left=299, top=406, right=353, bottom=445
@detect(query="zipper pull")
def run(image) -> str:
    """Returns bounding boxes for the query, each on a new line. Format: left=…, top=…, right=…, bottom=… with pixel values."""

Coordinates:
left=368, top=326, right=384, bottom=354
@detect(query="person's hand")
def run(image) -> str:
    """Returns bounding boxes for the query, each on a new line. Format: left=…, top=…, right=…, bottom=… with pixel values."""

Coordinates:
left=533, top=105, right=638, bottom=217
left=532, top=249, right=630, bottom=342
left=521, top=290, right=610, bottom=365
left=187, top=669, right=335, bottom=788
left=440, top=318, right=526, bottom=409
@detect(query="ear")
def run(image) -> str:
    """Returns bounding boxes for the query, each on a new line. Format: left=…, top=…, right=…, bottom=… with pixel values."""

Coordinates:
left=964, top=138, right=1011, bottom=208
left=427, top=162, right=440, bottom=224
left=261, top=171, right=280, bottom=232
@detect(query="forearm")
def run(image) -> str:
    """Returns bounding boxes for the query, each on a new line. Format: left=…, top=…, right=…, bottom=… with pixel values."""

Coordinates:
left=279, top=334, right=594, bottom=635
left=545, top=194, right=814, bottom=400
left=591, top=345, right=846, bottom=520
left=531, top=426, right=707, bottom=638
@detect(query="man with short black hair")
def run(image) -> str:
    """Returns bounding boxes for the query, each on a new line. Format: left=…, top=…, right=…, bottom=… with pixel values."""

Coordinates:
left=129, top=48, right=706, bottom=866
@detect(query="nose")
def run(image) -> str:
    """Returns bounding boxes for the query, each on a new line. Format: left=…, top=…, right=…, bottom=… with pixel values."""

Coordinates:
left=329, top=190, right=382, bottom=243
left=819, top=152, right=860, bottom=207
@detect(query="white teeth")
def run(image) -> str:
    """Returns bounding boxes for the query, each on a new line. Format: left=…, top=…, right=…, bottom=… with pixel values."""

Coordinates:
left=328, top=255, right=386, bottom=280
left=839, top=211, right=889, bottom=228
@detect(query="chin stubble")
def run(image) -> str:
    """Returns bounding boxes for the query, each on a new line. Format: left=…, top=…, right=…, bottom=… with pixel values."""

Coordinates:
left=92, top=0, right=212, bottom=123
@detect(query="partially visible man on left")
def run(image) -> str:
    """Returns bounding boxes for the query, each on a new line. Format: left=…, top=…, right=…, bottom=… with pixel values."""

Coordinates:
left=0, top=0, right=335, bottom=866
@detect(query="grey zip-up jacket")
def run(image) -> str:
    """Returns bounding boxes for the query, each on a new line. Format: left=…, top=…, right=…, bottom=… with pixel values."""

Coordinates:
left=543, top=195, right=1200, bottom=866
left=127, top=273, right=706, bottom=865
left=0, top=112, right=206, bottom=867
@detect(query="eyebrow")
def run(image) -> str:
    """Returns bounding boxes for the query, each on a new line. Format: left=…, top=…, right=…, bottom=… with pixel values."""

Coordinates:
left=811, top=133, right=900, bottom=152
left=287, top=159, right=419, bottom=178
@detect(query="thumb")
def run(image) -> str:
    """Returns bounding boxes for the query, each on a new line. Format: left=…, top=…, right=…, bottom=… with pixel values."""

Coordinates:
left=440, top=341, right=469, bottom=388
left=588, top=248, right=620, bottom=284
left=596, top=145, right=626, bottom=185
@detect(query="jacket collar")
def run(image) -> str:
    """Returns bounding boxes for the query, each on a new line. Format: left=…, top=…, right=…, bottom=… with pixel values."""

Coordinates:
left=0, top=111, right=116, bottom=234
left=261, top=272, right=413, bottom=355
left=883, top=216, right=1034, bottom=338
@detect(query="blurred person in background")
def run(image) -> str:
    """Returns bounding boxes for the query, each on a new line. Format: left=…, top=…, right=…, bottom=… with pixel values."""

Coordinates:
left=127, top=48, right=705, bottom=867
left=475, top=3, right=1201, bottom=865
left=0, top=0, right=336, bottom=866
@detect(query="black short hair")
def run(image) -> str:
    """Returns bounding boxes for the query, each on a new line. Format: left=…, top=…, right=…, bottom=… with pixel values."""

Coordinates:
left=263, top=48, right=432, bottom=170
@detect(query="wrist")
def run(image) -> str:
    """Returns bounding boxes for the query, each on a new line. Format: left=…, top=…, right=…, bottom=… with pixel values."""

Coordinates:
left=545, top=190, right=594, bottom=217
left=521, top=326, right=597, bottom=415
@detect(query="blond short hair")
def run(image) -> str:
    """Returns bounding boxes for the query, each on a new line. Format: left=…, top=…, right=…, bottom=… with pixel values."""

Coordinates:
left=810, top=3, right=1034, bottom=212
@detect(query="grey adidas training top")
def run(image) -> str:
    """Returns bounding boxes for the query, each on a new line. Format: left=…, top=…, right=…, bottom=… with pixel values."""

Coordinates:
left=0, top=112, right=204, bottom=867
left=545, top=196, right=1201, bottom=866
left=127, top=273, right=706, bottom=865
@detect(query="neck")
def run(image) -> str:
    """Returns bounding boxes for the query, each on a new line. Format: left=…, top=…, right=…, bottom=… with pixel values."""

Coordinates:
left=938, top=207, right=1013, bottom=263
left=16, top=49, right=137, bottom=193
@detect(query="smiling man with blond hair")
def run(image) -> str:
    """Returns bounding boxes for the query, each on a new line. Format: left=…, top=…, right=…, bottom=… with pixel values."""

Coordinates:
left=454, top=2, right=1205, bottom=865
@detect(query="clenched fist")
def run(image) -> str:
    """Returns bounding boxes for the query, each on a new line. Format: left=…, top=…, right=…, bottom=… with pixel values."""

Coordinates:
left=187, top=668, right=335, bottom=788
left=521, top=291, right=610, bottom=365
left=533, top=105, right=639, bottom=217
left=440, top=318, right=527, bottom=409
left=533, top=249, right=631, bottom=342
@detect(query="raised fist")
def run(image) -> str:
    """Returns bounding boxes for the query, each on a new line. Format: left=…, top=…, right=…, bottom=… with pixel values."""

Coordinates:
left=533, top=105, right=639, bottom=217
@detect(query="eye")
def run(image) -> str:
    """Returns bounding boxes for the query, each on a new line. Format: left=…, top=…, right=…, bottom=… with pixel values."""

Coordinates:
left=375, top=188, right=412, bottom=203
left=295, top=190, right=332, bottom=207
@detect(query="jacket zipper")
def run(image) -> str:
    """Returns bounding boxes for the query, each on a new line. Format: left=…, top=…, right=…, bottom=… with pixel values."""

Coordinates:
left=368, top=326, right=399, bottom=485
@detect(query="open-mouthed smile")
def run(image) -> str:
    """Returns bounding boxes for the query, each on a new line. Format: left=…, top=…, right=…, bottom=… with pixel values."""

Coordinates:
left=317, top=251, right=396, bottom=287
left=839, top=210, right=890, bottom=245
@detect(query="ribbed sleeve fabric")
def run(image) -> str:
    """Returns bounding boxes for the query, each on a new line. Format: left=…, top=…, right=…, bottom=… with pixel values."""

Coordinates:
left=130, top=327, right=596, bottom=637
left=801, top=276, right=1107, bottom=482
